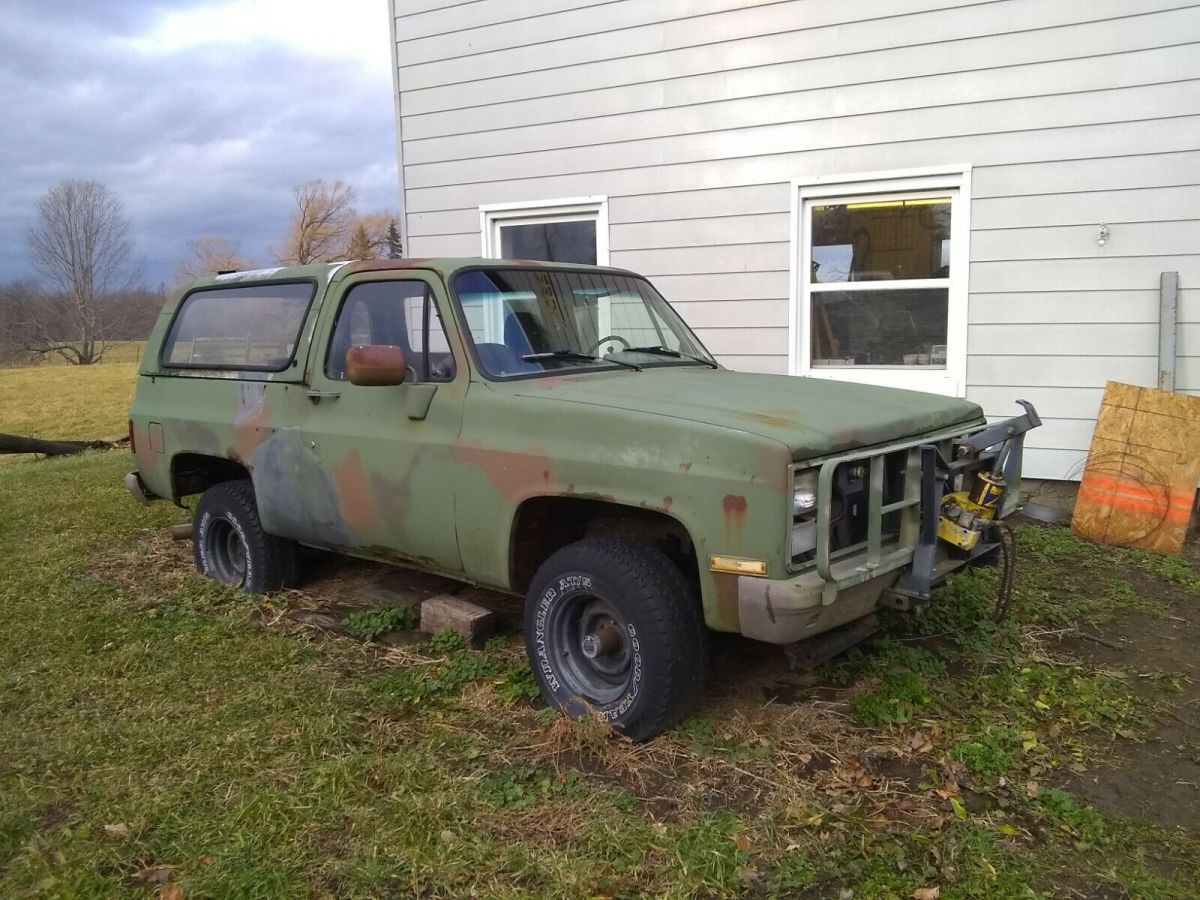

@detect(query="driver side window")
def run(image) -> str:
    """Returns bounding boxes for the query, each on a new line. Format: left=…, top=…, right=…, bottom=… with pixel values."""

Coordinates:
left=324, top=281, right=456, bottom=382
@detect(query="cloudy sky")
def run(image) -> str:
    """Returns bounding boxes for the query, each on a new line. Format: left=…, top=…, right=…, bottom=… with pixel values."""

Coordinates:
left=0, top=0, right=398, bottom=287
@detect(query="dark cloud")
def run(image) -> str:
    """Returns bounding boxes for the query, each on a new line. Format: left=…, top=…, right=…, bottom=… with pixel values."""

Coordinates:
left=0, top=3, right=398, bottom=286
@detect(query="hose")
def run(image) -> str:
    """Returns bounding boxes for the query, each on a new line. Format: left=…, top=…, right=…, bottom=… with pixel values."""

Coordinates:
left=987, top=519, right=1017, bottom=623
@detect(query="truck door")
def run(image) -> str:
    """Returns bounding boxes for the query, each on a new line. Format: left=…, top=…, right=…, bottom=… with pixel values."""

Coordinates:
left=296, top=272, right=466, bottom=574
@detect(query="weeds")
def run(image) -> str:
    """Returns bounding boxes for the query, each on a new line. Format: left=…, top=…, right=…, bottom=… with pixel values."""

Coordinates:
left=342, top=605, right=418, bottom=641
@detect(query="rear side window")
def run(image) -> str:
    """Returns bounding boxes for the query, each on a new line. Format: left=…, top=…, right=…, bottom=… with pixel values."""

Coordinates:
left=161, top=282, right=315, bottom=370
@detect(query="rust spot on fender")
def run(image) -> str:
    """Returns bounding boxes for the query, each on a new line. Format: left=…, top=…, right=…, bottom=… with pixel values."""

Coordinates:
left=456, top=445, right=552, bottom=504
left=722, top=494, right=748, bottom=547
left=738, top=411, right=797, bottom=429
left=662, top=496, right=673, bottom=512
left=753, top=443, right=793, bottom=494
left=333, top=448, right=380, bottom=531
left=232, top=383, right=270, bottom=461
left=679, top=461, right=693, bottom=473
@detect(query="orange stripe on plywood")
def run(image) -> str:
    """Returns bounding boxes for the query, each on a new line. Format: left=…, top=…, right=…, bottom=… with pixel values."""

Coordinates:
left=1075, top=485, right=1192, bottom=524
left=1081, top=471, right=1195, bottom=508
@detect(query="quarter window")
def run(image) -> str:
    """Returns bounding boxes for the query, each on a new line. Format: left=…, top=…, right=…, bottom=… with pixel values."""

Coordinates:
left=161, top=282, right=314, bottom=371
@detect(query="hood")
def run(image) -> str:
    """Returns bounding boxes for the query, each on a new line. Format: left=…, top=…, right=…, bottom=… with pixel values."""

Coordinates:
left=512, top=367, right=983, bottom=459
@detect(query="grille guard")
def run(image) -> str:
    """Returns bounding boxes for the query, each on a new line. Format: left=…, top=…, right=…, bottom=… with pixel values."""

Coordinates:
left=810, top=401, right=1042, bottom=608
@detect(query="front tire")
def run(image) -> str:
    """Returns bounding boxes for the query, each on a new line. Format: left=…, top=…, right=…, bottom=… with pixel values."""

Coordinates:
left=193, top=480, right=297, bottom=594
left=524, top=539, right=708, bottom=741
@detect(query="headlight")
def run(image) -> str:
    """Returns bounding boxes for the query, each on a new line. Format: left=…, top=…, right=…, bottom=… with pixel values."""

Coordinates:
left=791, top=520, right=817, bottom=556
left=793, top=470, right=817, bottom=516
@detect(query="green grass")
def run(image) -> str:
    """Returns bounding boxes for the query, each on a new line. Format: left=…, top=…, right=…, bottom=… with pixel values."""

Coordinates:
left=0, top=352, right=139, bottom=467
left=1, top=363, right=1199, bottom=896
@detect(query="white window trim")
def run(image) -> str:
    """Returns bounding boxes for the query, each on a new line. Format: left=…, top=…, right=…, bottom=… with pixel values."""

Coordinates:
left=788, top=165, right=971, bottom=397
left=478, top=195, right=609, bottom=265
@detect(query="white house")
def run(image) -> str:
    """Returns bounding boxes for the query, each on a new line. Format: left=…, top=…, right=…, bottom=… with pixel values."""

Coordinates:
left=387, top=0, right=1199, bottom=480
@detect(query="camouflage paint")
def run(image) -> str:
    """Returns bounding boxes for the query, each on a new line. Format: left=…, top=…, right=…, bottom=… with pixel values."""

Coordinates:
left=130, top=258, right=985, bottom=637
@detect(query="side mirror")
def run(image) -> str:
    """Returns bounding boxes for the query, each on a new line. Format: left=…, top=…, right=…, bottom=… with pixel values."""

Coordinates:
left=346, top=344, right=407, bottom=386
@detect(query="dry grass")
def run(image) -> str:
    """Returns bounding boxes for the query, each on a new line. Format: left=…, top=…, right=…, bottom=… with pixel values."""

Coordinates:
left=0, top=357, right=137, bottom=466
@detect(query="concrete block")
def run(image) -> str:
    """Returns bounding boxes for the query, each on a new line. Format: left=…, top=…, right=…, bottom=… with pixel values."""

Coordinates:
left=420, top=594, right=496, bottom=646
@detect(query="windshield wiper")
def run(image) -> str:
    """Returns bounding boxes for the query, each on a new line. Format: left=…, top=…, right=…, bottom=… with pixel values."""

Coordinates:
left=521, top=349, right=641, bottom=371
left=625, top=345, right=718, bottom=369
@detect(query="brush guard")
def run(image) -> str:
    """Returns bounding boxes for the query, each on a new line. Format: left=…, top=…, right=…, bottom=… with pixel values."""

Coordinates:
left=810, top=401, right=1042, bottom=611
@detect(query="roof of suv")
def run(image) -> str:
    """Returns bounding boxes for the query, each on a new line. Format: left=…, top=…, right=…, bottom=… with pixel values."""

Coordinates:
left=190, top=257, right=636, bottom=289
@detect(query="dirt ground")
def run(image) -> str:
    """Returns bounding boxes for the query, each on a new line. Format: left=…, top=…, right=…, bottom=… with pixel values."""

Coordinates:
left=1055, top=564, right=1200, bottom=833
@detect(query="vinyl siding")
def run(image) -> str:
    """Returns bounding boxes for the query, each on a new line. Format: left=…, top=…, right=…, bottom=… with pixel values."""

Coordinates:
left=393, top=0, right=1200, bottom=480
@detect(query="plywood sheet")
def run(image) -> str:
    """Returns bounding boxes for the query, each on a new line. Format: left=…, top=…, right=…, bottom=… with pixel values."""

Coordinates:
left=1072, top=381, right=1200, bottom=554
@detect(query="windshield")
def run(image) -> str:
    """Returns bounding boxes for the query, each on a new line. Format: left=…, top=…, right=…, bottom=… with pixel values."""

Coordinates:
left=450, top=267, right=717, bottom=378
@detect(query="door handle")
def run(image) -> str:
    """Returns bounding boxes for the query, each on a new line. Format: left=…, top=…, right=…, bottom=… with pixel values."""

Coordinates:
left=306, top=389, right=340, bottom=403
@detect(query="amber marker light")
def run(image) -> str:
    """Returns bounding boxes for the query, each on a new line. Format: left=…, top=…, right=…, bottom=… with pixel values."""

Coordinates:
left=709, top=555, right=768, bottom=577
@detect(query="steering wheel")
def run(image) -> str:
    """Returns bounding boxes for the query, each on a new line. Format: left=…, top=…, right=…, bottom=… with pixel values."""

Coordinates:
left=588, top=334, right=630, bottom=355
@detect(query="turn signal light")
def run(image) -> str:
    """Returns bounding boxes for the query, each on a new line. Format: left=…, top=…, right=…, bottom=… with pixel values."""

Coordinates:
left=709, top=555, right=767, bottom=577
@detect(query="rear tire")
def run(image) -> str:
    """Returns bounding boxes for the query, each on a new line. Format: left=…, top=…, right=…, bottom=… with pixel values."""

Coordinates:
left=524, top=538, right=708, bottom=741
left=193, top=479, right=298, bottom=594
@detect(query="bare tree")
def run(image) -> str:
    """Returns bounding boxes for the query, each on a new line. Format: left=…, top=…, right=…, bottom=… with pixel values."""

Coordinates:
left=24, top=180, right=139, bottom=364
left=274, top=179, right=358, bottom=265
left=0, top=280, right=37, bottom=365
left=173, top=235, right=257, bottom=285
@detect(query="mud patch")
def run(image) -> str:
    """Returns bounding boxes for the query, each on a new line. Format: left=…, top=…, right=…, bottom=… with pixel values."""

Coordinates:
left=1053, top=563, right=1200, bottom=832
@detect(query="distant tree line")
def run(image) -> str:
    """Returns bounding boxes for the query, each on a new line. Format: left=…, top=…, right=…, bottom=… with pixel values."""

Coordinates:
left=0, top=178, right=402, bottom=366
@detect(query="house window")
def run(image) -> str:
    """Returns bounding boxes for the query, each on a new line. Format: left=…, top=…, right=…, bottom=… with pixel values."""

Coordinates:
left=791, top=168, right=970, bottom=396
left=479, top=196, right=608, bottom=265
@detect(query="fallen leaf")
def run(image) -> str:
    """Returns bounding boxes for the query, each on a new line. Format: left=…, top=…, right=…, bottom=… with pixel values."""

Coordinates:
left=732, top=833, right=752, bottom=852
left=1025, top=781, right=1040, bottom=798
left=103, top=823, right=131, bottom=839
left=197, top=854, right=214, bottom=866
left=159, top=886, right=183, bottom=900
left=913, top=888, right=940, bottom=900
left=135, top=867, right=173, bottom=885
left=949, top=796, right=967, bottom=821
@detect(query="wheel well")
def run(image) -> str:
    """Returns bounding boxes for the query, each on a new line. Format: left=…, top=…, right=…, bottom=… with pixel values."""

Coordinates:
left=171, top=453, right=250, bottom=499
left=509, top=497, right=699, bottom=596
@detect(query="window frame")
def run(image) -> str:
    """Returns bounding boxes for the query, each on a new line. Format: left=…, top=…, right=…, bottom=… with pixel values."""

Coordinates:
left=788, top=166, right=971, bottom=397
left=159, top=278, right=318, bottom=373
left=479, top=196, right=609, bottom=266
left=447, top=264, right=715, bottom=383
left=322, top=277, right=458, bottom=384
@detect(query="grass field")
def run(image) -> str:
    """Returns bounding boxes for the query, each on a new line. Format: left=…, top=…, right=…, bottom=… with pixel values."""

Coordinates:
left=0, top=349, right=140, bottom=465
left=1, top=367, right=1199, bottom=897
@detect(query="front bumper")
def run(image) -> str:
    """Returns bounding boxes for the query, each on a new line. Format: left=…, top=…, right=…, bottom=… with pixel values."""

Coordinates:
left=737, top=402, right=1041, bottom=645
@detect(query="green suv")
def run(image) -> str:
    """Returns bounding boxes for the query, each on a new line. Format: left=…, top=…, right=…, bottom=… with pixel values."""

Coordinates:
left=127, top=258, right=1038, bottom=739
